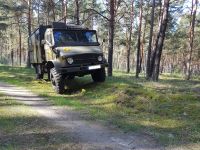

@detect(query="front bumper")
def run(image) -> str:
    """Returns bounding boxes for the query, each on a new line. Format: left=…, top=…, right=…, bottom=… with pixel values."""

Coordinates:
left=57, top=63, right=108, bottom=74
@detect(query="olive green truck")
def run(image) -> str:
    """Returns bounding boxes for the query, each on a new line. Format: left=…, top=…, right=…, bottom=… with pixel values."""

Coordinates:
left=29, top=22, right=107, bottom=94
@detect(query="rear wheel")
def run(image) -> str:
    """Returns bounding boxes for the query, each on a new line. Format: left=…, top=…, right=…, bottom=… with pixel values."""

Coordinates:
left=50, top=67, right=65, bottom=94
left=91, top=68, right=106, bottom=82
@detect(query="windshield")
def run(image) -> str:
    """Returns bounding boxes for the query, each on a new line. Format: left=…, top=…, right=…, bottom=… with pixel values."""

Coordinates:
left=53, top=30, right=98, bottom=46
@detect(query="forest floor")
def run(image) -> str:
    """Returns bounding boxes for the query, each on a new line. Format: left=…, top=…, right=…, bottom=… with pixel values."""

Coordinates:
left=0, top=82, right=160, bottom=149
left=0, top=65, right=199, bottom=149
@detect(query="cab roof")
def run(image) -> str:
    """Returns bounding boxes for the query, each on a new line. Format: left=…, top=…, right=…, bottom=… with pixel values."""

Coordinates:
left=52, top=22, right=88, bottom=30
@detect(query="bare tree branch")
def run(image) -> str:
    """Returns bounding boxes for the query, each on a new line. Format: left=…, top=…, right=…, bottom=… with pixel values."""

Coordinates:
left=84, top=8, right=109, bottom=21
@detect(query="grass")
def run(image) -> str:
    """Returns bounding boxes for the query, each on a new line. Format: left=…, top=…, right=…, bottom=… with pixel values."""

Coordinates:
left=0, top=65, right=199, bottom=147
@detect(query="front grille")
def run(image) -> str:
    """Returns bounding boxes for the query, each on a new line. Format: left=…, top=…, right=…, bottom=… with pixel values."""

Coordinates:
left=70, top=53, right=101, bottom=65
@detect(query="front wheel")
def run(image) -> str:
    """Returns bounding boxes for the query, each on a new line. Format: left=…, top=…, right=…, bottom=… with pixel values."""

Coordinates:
left=50, top=68, right=65, bottom=94
left=91, top=68, right=106, bottom=82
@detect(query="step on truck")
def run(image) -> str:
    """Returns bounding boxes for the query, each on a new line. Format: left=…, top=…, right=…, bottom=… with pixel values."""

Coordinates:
left=29, top=22, right=108, bottom=94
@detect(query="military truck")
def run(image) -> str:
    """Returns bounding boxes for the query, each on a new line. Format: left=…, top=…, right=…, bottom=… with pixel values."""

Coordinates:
left=29, top=22, right=107, bottom=94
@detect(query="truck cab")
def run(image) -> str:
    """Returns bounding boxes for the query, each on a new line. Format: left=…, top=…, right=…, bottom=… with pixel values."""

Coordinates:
left=29, top=22, right=107, bottom=94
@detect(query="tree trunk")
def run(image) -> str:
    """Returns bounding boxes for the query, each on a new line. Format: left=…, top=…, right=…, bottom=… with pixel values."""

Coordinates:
left=149, top=0, right=164, bottom=78
left=26, top=0, right=31, bottom=68
left=158, top=0, right=162, bottom=22
left=146, top=0, right=155, bottom=79
left=107, top=0, right=115, bottom=76
left=11, top=50, right=14, bottom=66
left=186, top=0, right=198, bottom=80
left=151, top=0, right=170, bottom=81
left=62, top=0, right=67, bottom=23
left=19, top=24, right=22, bottom=66
left=37, top=0, right=41, bottom=25
left=127, top=0, right=134, bottom=73
left=136, top=0, right=143, bottom=78
left=51, top=0, right=56, bottom=21
left=141, top=14, right=147, bottom=74
left=75, top=0, right=80, bottom=25
left=47, top=2, right=50, bottom=25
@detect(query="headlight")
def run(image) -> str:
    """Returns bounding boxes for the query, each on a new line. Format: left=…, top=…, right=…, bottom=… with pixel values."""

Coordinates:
left=67, top=57, right=73, bottom=64
left=98, top=56, right=103, bottom=62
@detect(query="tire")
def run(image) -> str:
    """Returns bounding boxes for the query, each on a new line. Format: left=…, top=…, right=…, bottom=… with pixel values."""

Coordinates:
left=91, top=68, right=106, bottom=82
left=50, top=67, right=65, bottom=94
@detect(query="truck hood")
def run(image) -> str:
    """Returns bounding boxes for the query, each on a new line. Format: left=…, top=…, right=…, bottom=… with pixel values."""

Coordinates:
left=55, top=46, right=102, bottom=56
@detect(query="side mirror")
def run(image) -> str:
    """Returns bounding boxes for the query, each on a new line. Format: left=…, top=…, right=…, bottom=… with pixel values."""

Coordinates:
left=41, top=39, right=46, bottom=45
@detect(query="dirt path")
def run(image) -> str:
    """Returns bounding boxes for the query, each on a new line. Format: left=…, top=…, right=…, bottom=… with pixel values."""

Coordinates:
left=0, top=82, right=163, bottom=150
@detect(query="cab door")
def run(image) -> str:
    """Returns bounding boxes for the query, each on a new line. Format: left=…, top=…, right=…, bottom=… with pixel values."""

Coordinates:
left=44, top=29, right=55, bottom=61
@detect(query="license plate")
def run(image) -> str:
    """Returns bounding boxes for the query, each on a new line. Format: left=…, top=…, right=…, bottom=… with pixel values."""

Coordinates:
left=88, top=65, right=101, bottom=70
